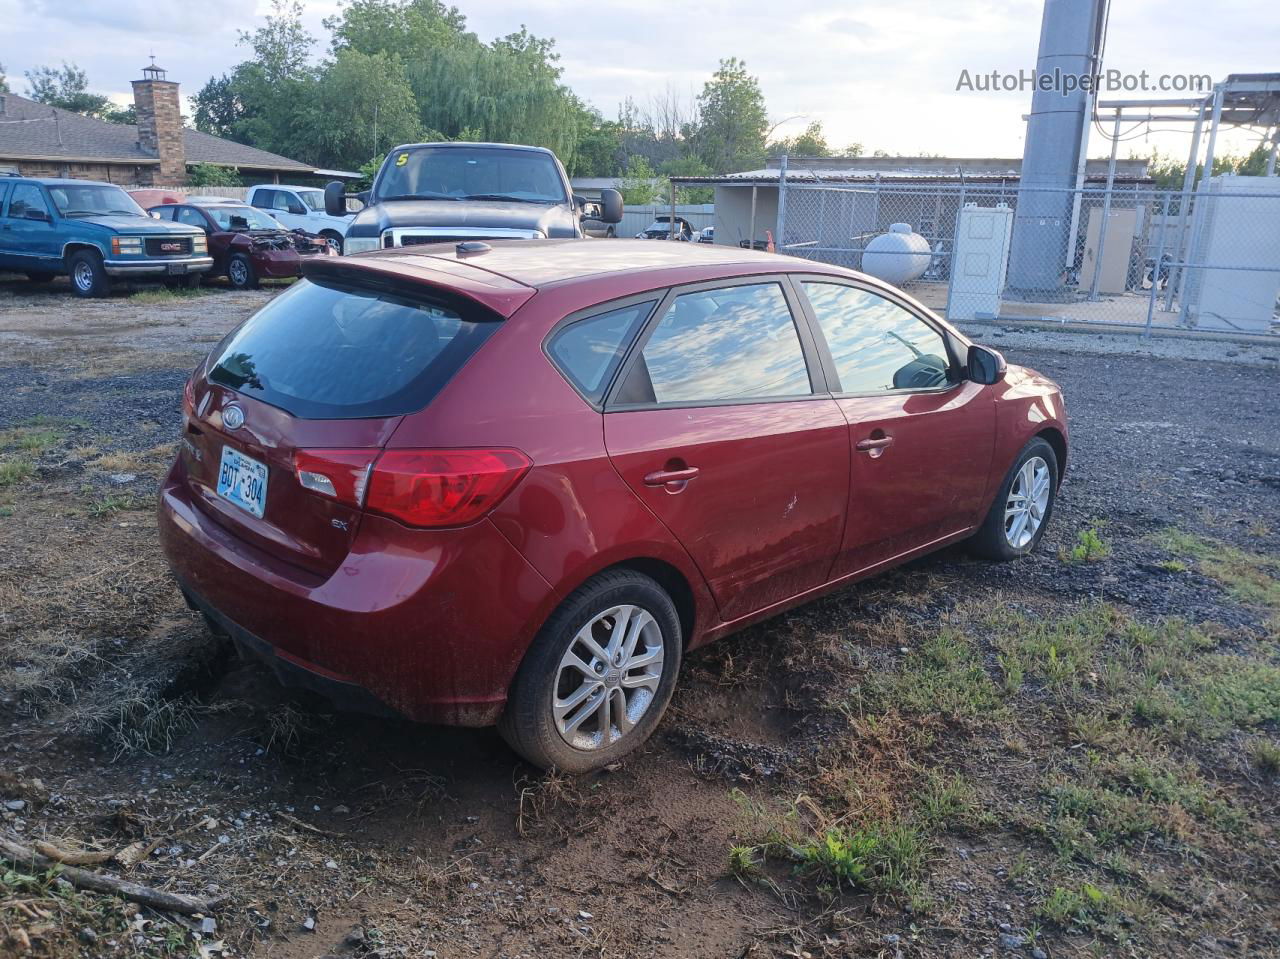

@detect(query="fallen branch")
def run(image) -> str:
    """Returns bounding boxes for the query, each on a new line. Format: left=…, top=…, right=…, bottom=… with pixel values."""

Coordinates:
left=276, top=811, right=343, bottom=838
left=0, top=833, right=218, bottom=916
left=32, top=839, right=116, bottom=866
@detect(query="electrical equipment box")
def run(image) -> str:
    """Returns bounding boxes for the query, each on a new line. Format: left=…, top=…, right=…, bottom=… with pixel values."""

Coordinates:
left=1182, top=174, right=1280, bottom=333
left=948, top=203, right=1014, bottom=320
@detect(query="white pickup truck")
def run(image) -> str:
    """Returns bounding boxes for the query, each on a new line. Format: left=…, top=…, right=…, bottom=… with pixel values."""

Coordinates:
left=245, top=184, right=353, bottom=253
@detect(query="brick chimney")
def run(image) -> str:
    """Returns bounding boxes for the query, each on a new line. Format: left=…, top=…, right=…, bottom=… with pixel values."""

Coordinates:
left=132, top=62, right=186, bottom=186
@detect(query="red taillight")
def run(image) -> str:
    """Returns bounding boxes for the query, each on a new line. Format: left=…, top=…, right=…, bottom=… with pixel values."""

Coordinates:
left=365, top=448, right=532, bottom=528
left=182, top=376, right=196, bottom=418
left=293, top=449, right=379, bottom=507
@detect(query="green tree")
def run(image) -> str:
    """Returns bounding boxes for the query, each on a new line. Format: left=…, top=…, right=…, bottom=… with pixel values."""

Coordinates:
left=193, top=73, right=244, bottom=139
left=24, top=62, right=112, bottom=118
left=0, top=63, right=9, bottom=93
left=692, top=58, right=768, bottom=173
left=659, top=155, right=713, bottom=204
left=326, top=0, right=470, bottom=59
left=102, top=103, right=136, bottom=125
left=769, top=120, right=830, bottom=158
left=571, top=112, right=623, bottom=177
left=1145, top=145, right=1272, bottom=190
left=617, top=155, right=663, bottom=205
left=187, top=163, right=242, bottom=186
left=291, top=50, right=423, bottom=169
left=239, top=0, right=315, bottom=86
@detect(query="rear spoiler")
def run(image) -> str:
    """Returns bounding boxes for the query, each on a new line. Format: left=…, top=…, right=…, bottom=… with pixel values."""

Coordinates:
left=301, top=253, right=535, bottom=319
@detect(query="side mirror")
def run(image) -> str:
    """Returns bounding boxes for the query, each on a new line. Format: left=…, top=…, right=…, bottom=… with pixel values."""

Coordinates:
left=150, top=211, right=163, bottom=219
left=967, top=344, right=1007, bottom=385
left=324, top=181, right=347, bottom=217
left=572, top=193, right=587, bottom=209
left=598, top=188, right=623, bottom=224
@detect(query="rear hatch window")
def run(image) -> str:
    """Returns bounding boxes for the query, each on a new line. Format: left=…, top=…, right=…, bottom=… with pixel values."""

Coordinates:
left=207, top=277, right=498, bottom=419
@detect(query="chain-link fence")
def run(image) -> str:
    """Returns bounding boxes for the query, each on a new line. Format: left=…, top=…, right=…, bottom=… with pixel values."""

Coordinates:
left=777, top=177, right=1280, bottom=335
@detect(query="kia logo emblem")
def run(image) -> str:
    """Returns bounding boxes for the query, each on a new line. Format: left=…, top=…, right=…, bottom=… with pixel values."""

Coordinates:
left=222, top=405, right=245, bottom=430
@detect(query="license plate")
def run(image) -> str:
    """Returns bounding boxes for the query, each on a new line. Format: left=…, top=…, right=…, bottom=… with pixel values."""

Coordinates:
left=167, top=263, right=187, bottom=274
left=216, top=446, right=268, bottom=518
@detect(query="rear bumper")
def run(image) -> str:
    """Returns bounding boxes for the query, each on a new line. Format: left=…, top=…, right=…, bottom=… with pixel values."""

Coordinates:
left=105, top=257, right=214, bottom=276
left=157, top=456, right=555, bottom=726
left=183, top=584, right=398, bottom=718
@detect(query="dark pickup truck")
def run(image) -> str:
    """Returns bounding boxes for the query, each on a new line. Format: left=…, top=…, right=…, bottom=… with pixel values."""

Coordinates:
left=324, top=142, right=623, bottom=253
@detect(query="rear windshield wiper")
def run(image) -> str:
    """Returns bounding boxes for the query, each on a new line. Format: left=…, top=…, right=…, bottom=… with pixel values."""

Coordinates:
left=461, top=193, right=548, bottom=204
left=380, top=192, right=460, bottom=201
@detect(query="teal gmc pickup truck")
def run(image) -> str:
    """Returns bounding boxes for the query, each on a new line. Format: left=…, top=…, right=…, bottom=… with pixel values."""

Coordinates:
left=0, top=176, right=212, bottom=297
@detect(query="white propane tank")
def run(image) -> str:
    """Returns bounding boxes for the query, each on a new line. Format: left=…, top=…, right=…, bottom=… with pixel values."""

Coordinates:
left=862, top=223, right=932, bottom=285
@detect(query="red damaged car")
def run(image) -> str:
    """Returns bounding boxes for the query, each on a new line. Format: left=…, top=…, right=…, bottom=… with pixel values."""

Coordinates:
left=159, top=240, right=1067, bottom=771
left=147, top=200, right=332, bottom=289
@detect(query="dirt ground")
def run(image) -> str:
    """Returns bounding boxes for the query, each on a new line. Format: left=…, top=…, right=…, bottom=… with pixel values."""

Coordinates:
left=1, top=273, right=1279, bottom=959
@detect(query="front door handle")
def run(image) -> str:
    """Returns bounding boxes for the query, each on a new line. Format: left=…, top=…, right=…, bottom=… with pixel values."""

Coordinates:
left=855, top=436, right=894, bottom=451
left=643, top=466, right=700, bottom=488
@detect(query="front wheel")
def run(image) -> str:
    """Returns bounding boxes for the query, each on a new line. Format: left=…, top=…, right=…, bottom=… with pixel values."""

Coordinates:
left=320, top=231, right=344, bottom=255
left=227, top=253, right=257, bottom=290
left=68, top=249, right=109, bottom=298
left=499, top=570, right=682, bottom=772
left=969, top=437, right=1059, bottom=561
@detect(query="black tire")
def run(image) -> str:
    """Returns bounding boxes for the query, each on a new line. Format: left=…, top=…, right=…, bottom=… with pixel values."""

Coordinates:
left=969, top=437, right=1059, bottom=561
left=499, top=569, right=683, bottom=772
left=320, top=231, right=344, bottom=255
left=227, top=253, right=258, bottom=290
left=23, top=271, right=56, bottom=283
left=67, top=249, right=109, bottom=298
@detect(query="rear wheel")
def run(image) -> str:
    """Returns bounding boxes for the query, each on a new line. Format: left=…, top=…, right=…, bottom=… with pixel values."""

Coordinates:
left=68, top=249, right=109, bottom=298
left=970, top=437, right=1058, bottom=561
left=499, top=570, right=682, bottom=772
left=320, top=231, right=343, bottom=254
left=227, top=253, right=257, bottom=290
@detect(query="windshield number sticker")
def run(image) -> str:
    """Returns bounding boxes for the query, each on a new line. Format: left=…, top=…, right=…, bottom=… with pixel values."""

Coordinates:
left=396, top=153, right=409, bottom=167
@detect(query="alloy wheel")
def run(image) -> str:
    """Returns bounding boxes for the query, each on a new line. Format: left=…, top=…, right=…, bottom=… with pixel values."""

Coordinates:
left=553, top=604, right=664, bottom=751
left=230, top=260, right=248, bottom=285
left=73, top=261, right=94, bottom=292
left=1004, top=455, right=1051, bottom=549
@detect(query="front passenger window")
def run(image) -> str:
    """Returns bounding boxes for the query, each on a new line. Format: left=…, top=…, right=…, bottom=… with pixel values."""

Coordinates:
left=801, top=282, right=951, bottom=393
left=9, top=184, right=50, bottom=220
left=618, top=282, right=812, bottom=405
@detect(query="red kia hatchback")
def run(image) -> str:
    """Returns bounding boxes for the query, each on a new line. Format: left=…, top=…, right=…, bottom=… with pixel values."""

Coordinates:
left=159, top=240, right=1067, bottom=771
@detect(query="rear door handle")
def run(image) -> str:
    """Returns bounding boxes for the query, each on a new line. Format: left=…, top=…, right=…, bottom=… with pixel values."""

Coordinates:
left=643, top=466, right=700, bottom=487
left=855, top=436, right=894, bottom=452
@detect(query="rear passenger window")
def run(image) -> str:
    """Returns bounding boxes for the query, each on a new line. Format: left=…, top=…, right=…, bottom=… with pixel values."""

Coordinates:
left=251, top=189, right=275, bottom=209
left=617, top=283, right=812, bottom=406
left=547, top=301, right=654, bottom=405
left=801, top=282, right=952, bottom=393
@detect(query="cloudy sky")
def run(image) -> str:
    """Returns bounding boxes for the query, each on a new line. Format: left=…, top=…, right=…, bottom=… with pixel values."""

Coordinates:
left=2, top=0, right=1274, bottom=163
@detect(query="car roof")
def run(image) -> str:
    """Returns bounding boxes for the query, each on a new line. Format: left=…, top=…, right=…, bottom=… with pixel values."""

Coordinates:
left=302, top=239, right=960, bottom=337
left=385, top=141, right=557, bottom=156
left=371, top=239, right=841, bottom=288
left=307, top=238, right=867, bottom=310
left=14, top=177, right=117, bottom=187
